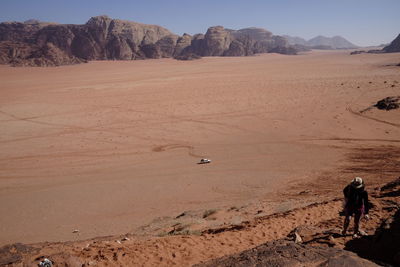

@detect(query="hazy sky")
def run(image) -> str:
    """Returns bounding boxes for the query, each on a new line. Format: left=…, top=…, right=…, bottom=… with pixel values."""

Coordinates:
left=1, top=0, right=399, bottom=46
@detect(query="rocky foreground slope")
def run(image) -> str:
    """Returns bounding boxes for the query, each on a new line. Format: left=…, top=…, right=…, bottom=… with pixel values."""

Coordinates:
left=198, top=179, right=400, bottom=267
left=0, top=16, right=297, bottom=66
left=1, top=176, right=399, bottom=266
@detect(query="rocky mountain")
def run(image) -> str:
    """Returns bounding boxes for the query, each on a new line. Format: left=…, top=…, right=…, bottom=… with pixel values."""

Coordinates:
left=0, top=16, right=298, bottom=66
left=283, top=35, right=307, bottom=46
left=179, top=26, right=297, bottom=58
left=308, top=35, right=358, bottom=49
left=284, top=35, right=358, bottom=49
left=383, top=33, right=400, bottom=52
left=0, top=16, right=176, bottom=66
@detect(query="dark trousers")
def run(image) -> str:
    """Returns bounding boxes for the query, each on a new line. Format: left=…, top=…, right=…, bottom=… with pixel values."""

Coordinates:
left=343, top=205, right=364, bottom=234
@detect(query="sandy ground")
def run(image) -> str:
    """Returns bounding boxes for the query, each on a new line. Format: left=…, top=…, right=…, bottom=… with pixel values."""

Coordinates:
left=0, top=50, right=399, bottom=247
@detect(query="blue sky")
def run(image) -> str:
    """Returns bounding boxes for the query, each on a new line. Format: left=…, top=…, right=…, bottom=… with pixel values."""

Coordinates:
left=1, top=0, right=399, bottom=46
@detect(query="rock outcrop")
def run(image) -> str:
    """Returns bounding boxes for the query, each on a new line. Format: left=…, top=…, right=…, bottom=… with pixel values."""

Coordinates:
left=374, top=96, right=400, bottom=111
left=173, top=33, right=192, bottom=56
left=195, top=240, right=379, bottom=267
left=383, top=33, right=400, bottom=53
left=201, top=26, right=233, bottom=56
left=179, top=26, right=297, bottom=58
left=0, top=16, right=176, bottom=66
left=0, top=16, right=298, bottom=66
left=351, top=34, right=400, bottom=55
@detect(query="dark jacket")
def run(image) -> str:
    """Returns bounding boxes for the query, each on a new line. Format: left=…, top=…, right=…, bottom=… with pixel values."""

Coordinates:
left=343, top=184, right=369, bottom=214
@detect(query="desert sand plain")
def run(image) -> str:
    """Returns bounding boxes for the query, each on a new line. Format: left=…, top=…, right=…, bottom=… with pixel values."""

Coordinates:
left=0, top=49, right=399, bottom=254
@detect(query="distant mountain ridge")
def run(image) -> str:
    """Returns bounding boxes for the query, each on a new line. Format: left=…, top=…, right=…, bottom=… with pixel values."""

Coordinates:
left=283, top=35, right=358, bottom=49
left=0, top=16, right=297, bottom=66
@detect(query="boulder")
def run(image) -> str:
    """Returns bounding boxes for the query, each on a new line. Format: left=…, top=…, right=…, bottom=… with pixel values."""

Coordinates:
left=195, top=240, right=378, bottom=267
left=374, top=97, right=400, bottom=111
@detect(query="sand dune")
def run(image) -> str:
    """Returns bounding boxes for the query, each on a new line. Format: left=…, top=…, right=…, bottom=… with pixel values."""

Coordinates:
left=0, top=50, right=399, bottom=249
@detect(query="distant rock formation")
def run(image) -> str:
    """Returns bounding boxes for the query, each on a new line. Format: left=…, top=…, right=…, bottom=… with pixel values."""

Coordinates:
left=0, top=16, right=298, bottom=67
left=350, top=34, right=400, bottom=55
left=179, top=26, right=297, bottom=58
left=383, top=34, right=400, bottom=53
left=283, top=35, right=307, bottom=46
left=284, top=35, right=358, bottom=49
left=307, top=35, right=358, bottom=49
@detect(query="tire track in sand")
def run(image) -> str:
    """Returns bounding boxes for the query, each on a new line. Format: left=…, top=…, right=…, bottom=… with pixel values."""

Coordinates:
left=347, top=107, right=400, bottom=128
left=152, top=144, right=205, bottom=158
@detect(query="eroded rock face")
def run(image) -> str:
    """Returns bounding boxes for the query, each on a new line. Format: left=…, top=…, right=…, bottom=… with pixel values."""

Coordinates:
left=186, top=26, right=296, bottom=57
left=173, top=33, right=192, bottom=56
left=0, top=16, right=298, bottom=66
left=200, top=26, right=233, bottom=56
left=0, top=15, right=176, bottom=66
left=156, top=35, right=179, bottom=58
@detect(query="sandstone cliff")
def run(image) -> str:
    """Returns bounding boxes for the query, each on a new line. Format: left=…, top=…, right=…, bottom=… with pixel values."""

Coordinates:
left=0, top=16, right=176, bottom=66
left=179, top=26, right=297, bottom=58
left=0, top=16, right=298, bottom=66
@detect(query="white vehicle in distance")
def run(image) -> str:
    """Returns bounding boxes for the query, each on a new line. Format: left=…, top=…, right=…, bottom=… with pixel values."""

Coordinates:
left=198, top=158, right=211, bottom=164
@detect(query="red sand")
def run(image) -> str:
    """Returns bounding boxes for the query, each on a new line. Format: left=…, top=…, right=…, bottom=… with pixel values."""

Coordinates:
left=0, top=50, right=399, bottom=246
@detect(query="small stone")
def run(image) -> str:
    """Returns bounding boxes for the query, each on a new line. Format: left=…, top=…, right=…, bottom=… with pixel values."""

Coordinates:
left=72, top=229, right=79, bottom=234
left=176, top=212, right=186, bottom=219
left=38, top=258, right=53, bottom=267
left=294, top=232, right=303, bottom=244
